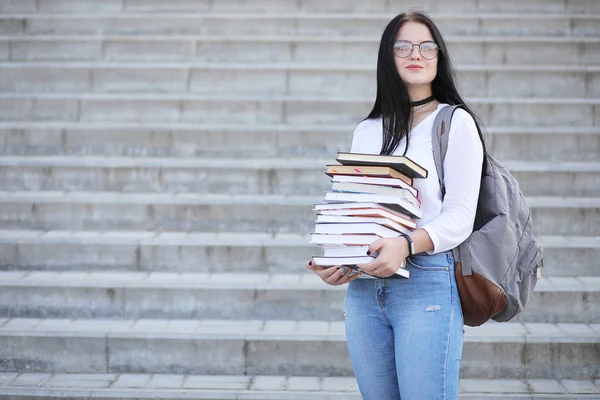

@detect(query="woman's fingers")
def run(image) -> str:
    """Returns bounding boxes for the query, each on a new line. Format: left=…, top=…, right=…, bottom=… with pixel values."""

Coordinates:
left=321, top=266, right=355, bottom=285
left=324, top=266, right=348, bottom=285
left=306, top=261, right=362, bottom=285
left=308, top=261, right=342, bottom=280
left=368, top=238, right=385, bottom=256
left=338, top=269, right=362, bottom=284
left=305, top=260, right=318, bottom=270
left=356, top=258, right=382, bottom=274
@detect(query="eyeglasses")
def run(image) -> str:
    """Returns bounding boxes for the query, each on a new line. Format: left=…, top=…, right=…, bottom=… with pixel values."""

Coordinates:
left=393, top=40, right=439, bottom=60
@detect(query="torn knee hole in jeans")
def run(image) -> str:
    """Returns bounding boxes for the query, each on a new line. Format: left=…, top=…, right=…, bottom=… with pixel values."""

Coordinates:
left=426, top=305, right=441, bottom=312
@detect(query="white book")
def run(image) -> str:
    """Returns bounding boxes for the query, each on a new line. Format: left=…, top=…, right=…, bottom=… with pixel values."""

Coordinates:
left=331, top=174, right=418, bottom=197
left=314, top=222, right=401, bottom=238
left=315, top=204, right=416, bottom=230
left=331, top=182, right=420, bottom=208
left=324, top=192, right=422, bottom=219
left=311, top=257, right=410, bottom=279
left=312, top=256, right=375, bottom=266
left=316, top=215, right=411, bottom=234
left=310, top=234, right=379, bottom=246
left=323, top=245, right=371, bottom=257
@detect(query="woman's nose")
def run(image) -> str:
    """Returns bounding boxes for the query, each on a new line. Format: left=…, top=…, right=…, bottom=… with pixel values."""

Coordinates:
left=410, top=45, right=421, bottom=60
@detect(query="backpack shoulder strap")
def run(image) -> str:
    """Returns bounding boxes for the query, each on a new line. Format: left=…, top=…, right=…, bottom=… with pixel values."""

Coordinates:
left=431, top=104, right=472, bottom=273
left=431, top=104, right=464, bottom=198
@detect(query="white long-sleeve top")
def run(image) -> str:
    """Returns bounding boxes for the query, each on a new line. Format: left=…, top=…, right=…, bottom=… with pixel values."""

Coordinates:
left=349, top=103, right=484, bottom=254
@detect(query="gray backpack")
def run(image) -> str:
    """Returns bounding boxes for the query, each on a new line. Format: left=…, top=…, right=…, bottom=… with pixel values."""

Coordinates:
left=432, top=105, right=544, bottom=327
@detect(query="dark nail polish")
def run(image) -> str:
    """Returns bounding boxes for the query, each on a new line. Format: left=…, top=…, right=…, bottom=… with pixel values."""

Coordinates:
left=366, top=250, right=371, bottom=255
left=308, top=261, right=312, bottom=266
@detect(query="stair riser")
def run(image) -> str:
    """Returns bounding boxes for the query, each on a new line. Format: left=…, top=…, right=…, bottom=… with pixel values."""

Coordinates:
left=1, top=97, right=597, bottom=127
left=2, top=128, right=599, bottom=162
left=5, top=39, right=600, bottom=66
left=2, top=67, right=600, bottom=99
left=0, top=334, right=598, bottom=379
left=198, top=41, right=600, bottom=66
left=0, top=166, right=598, bottom=196
left=3, top=0, right=600, bottom=14
left=0, top=286, right=597, bottom=324
left=0, top=394, right=592, bottom=400
left=2, top=15, right=600, bottom=37
left=0, top=203, right=597, bottom=236
left=2, top=395, right=353, bottom=400
left=0, top=242, right=597, bottom=277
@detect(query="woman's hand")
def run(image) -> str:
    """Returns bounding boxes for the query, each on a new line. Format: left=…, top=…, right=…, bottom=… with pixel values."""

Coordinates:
left=356, top=236, right=410, bottom=278
left=305, top=260, right=362, bottom=286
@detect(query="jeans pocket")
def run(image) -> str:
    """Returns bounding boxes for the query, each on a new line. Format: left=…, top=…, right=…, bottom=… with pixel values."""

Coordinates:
left=407, top=256, right=449, bottom=271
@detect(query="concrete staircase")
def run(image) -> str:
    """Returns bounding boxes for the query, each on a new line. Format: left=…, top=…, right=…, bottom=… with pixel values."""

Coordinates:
left=0, top=0, right=599, bottom=398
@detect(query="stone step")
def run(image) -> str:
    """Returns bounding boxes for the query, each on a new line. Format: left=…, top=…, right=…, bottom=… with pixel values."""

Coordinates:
left=2, top=373, right=600, bottom=400
left=4, top=0, right=600, bottom=14
left=1, top=93, right=597, bottom=126
left=2, top=13, right=599, bottom=37
left=0, top=230, right=597, bottom=277
left=0, top=318, right=598, bottom=379
left=0, top=373, right=599, bottom=399
left=1, top=123, right=599, bottom=162
left=0, top=156, right=598, bottom=196
left=0, top=272, right=598, bottom=324
left=0, top=193, right=598, bottom=236
left=1, top=35, right=599, bottom=65
left=2, top=62, right=599, bottom=98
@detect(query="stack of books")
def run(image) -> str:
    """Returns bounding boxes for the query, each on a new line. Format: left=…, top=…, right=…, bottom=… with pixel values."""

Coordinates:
left=310, top=152, right=428, bottom=279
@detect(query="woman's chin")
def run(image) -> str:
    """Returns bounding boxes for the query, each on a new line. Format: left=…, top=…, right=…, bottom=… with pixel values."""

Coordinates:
left=402, top=79, right=434, bottom=89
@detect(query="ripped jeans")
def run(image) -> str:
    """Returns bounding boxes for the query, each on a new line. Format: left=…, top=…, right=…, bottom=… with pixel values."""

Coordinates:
left=344, top=250, right=464, bottom=400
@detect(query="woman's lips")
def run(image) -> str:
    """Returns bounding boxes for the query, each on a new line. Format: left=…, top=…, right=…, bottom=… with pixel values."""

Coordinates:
left=406, top=64, right=424, bottom=71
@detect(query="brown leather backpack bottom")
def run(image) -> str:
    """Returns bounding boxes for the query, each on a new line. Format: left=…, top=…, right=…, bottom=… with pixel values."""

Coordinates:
left=455, top=261, right=508, bottom=327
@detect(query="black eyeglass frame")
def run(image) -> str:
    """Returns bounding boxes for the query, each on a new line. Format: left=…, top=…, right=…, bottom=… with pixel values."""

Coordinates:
left=393, top=40, right=440, bottom=60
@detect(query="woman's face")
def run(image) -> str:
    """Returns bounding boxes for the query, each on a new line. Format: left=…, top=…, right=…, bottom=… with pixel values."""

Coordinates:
left=394, top=21, right=438, bottom=90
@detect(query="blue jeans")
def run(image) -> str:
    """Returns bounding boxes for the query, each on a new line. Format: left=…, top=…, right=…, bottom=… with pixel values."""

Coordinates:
left=344, top=250, right=464, bottom=400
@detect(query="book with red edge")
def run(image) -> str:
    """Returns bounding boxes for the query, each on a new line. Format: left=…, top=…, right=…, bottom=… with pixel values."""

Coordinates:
left=314, top=202, right=416, bottom=230
left=330, top=174, right=418, bottom=198
left=314, top=222, right=405, bottom=237
left=324, top=191, right=422, bottom=219
left=326, top=165, right=413, bottom=186
left=335, top=152, right=427, bottom=179
left=331, top=181, right=420, bottom=208
left=315, top=214, right=411, bottom=234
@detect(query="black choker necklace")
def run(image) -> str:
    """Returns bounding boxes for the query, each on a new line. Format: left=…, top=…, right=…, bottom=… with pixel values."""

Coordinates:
left=410, top=95, right=435, bottom=107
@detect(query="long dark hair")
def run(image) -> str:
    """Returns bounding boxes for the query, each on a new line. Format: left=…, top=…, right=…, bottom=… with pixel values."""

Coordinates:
left=366, top=11, right=487, bottom=159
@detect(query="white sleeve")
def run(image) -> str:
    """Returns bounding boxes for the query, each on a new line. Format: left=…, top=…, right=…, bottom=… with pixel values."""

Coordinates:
left=350, top=119, right=382, bottom=154
left=420, top=109, right=484, bottom=254
left=350, top=120, right=368, bottom=153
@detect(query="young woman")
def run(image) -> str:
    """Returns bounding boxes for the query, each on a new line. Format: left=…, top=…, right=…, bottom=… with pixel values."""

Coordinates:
left=306, top=11, right=486, bottom=400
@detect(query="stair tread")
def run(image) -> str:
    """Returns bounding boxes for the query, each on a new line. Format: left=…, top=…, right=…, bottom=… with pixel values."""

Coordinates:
left=1, top=121, right=599, bottom=134
left=0, top=191, right=599, bottom=207
left=1, top=93, right=599, bottom=103
left=0, top=373, right=598, bottom=398
left=3, top=34, right=600, bottom=43
left=0, top=317, right=599, bottom=340
left=0, top=229, right=598, bottom=248
left=0, top=271, right=598, bottom=291
left=0, top=373, right=599, bottom=397
left=0, top=155, right=599, bottom=171
left=3, top=11, right=600, bottom=18
left=3, top=61, right=600, bottom=72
